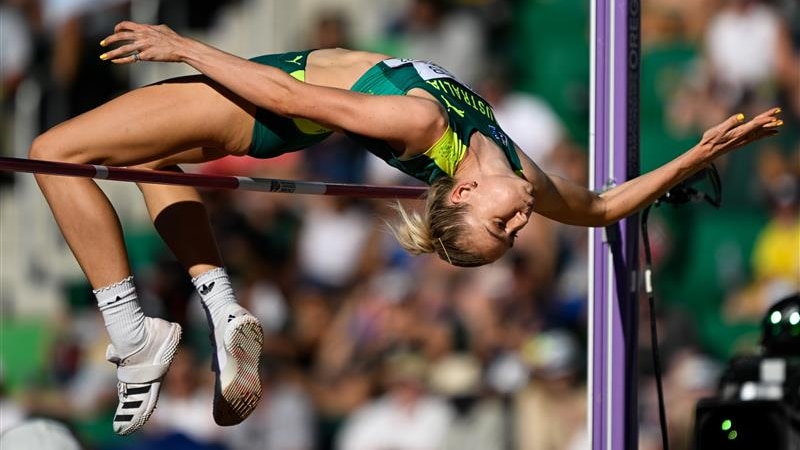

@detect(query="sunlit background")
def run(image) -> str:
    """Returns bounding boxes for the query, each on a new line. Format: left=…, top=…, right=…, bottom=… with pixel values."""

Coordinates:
left=0, top=0, right=798, bottom=449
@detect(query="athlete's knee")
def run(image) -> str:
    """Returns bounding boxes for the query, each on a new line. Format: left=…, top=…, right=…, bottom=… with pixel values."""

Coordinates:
left=28, top=134, right=58, bottom=161
left=28, top=132, right=91, bottom=164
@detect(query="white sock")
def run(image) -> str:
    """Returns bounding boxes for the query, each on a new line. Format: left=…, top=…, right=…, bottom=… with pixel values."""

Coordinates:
left=94, top=276, right=147, bottom=357
left=192, top=267, right=237, bottom=329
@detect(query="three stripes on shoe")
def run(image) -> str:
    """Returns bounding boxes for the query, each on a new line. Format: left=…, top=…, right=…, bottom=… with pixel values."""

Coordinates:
left=114, top=385, right=150, bottom=423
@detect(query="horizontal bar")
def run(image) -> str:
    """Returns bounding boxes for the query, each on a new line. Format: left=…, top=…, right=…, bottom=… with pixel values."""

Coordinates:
left=0, top=156, right=428, bottom=199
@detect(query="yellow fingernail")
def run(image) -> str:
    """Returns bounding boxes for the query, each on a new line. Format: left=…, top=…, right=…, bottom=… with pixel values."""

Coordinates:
left=736, top=113, right=745, bottom=122
left=774, top=107, right=781, bottom=114
left=776, top=120, right=784, bottom=126
left=100, top=40, right=106, bottom=47
left=100, top=53, right=108, bottom=60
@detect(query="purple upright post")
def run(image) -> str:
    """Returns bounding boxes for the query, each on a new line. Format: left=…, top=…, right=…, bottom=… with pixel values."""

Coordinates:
left=589, top=0, right=640, bottom=449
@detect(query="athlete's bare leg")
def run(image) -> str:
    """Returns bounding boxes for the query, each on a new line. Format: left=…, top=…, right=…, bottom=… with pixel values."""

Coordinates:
left=133, top=151, right=229, bottom=278
left=28, top=76, right=254, bottom=288
left=30, top=74, right=263, bottom=433
left=131, top=152, right=265, bottom=427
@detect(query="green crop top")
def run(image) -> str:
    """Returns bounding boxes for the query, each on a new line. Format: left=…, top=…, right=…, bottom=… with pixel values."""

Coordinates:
left=349, top=58, right=524, bottom=184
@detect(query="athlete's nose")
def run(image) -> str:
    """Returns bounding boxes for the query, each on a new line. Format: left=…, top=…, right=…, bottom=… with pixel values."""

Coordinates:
left=508, top=210, right=529, bottom=234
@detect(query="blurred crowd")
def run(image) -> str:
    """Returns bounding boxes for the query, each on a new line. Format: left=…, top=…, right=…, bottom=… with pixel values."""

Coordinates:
left=0, top=0, right=798, bottom=449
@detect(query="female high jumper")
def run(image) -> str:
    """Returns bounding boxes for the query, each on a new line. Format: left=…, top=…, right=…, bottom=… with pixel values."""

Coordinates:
left=28, top=21, right=783, bottom=435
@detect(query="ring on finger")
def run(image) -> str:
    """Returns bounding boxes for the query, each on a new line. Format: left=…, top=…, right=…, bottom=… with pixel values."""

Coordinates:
left=133, top=51, right=141, bottom=62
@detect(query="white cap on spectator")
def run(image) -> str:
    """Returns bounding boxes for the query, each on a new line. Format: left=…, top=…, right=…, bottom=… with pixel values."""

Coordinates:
left=521, top=329, right=580, bottom=379
left=0, top=419, right=83, bottom=450
left=428, top=354, right=482, bottom=397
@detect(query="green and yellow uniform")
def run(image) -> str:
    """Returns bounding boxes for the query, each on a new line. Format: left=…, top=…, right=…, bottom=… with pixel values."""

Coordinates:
left=247, top=51, right=332, bottom=155
left=248, top=53, right=523, bottom=185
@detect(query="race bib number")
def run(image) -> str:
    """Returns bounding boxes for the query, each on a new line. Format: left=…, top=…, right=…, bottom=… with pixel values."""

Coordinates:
left=384, top=58, right=457, bottom=82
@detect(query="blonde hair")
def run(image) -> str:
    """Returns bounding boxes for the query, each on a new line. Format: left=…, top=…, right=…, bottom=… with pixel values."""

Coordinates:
left=387, top=177, right=489, bottom=267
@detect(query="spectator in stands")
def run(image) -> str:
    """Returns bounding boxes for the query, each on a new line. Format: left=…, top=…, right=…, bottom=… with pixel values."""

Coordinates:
left=704, top=0, right=799, bottom=117
left=376, top=0, right=488, bottom=86
left=432, top=354, right=508, bottom=450
left=670, top=0, right=799, bottom=132
left=0, top=419, right=85, bottom=450
left=148, top=349, right=220, bottom=444
left=514, top=329, right=586, bottom=450
left=725, top=147, right=800, bottom=322
left=337, top=352, right=454, bottom=450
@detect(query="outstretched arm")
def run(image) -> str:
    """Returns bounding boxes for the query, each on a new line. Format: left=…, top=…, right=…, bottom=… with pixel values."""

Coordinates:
left=524, top=109, right=783, bottom=227
left=99, top=22, right=446, bottom=155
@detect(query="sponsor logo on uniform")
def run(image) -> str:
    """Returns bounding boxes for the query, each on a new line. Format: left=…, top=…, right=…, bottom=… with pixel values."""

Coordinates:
left=286, top=55, right=304, bottom=65
left=488, top=125, right=509, bottom=147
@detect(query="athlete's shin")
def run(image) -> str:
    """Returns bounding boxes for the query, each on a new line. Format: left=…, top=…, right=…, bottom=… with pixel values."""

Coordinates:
left=139, top=179, right=224, bottom=278
left=34, top=173, right=133, bottom=286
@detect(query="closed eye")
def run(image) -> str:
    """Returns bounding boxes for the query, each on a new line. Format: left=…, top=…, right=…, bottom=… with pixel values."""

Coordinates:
left=488, top=221, right=514, bottom=247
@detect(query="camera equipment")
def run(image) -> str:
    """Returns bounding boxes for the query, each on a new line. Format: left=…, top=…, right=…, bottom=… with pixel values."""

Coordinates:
left=693, top=294, right=800, bottom=449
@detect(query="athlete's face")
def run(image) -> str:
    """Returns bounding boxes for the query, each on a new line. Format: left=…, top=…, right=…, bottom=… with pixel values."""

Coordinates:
left=451, top=173, right=535, bottom=262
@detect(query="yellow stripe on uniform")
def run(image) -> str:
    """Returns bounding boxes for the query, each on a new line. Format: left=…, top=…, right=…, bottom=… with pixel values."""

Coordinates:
left=423, top=125, right=466, bottom=177
left=289, top=70, right=331, bottom=135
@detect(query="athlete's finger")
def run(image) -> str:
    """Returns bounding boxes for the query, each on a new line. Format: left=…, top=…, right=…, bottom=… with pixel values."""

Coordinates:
left=114, top=22, right=132, bottom=34
left=100, top=43, right=140, bottom=62
left=114, top=21, right=143, bottom=33
left=110, top=55, right=137, bottom=65
left=720, top=112, right=746, bottom=133
left=719, top=114, right=768, bottom=146
left=754, top=107, right=781, bottom=120
left=748, top=121, right=782, bottom=139
left=100, top=31, right=136, bottom=47
left=743, top=115, right=781, bottom=137
left=747, top=114, right=779, bottom=129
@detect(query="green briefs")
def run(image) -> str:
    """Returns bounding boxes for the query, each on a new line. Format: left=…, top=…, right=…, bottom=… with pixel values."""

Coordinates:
left=247, top=51, right=333, bottom=158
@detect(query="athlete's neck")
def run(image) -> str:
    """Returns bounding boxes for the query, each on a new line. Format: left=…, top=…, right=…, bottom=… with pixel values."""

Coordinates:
left=455, top=133, right=515, bottom=179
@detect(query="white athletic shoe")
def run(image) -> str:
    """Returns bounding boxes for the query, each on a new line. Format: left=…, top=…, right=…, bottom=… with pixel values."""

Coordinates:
left=210, top=304, right=264, bottom=426
left=105, top=317, right=182, bottom=435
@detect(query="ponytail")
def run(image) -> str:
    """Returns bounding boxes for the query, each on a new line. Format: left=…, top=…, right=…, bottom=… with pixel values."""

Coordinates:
left=387, top=177, right=490, bottom=267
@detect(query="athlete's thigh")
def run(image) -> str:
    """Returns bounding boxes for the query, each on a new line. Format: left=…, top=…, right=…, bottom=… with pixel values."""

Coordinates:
left=132, top=147, right=228, bottom=199
left=132, top=146, right=230, bottom=170
left=34, top=76, right=255, bottom=166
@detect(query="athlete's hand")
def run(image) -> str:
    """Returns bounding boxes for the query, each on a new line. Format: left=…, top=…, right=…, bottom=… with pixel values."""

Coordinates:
left=99, top=21, right=188, bottom=64
left=698, top=108, right=783, bottom=161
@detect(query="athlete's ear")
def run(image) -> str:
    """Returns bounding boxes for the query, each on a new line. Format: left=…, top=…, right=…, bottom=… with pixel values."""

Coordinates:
left=451, top=180, right=478, bottom=204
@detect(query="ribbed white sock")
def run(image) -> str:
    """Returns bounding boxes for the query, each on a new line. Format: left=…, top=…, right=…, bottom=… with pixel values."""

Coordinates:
left=192, top=267, right=237, bottom=329
left=94, top=276, right=147, bottom=357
